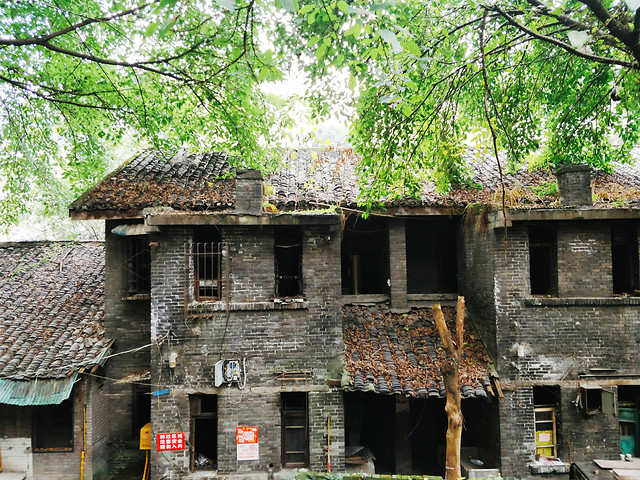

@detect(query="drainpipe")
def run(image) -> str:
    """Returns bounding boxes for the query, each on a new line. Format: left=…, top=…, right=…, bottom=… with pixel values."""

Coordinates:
left=80, top=404, right=86, bottom=480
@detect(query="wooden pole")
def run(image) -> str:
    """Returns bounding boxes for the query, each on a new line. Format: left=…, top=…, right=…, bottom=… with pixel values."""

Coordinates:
left=433, top=296, right=465, bottom=480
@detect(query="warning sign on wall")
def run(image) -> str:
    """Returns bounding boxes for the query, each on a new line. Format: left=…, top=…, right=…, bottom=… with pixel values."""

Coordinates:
left=157, top=432, right=186, bottom=451
left=236, top=427, right=259, bottom=461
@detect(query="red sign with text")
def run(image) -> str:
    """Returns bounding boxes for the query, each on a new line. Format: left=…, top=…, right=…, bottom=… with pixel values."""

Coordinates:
left=236, top=426, right=258, bottom=444
left=157, top=432, right=186, bottom=451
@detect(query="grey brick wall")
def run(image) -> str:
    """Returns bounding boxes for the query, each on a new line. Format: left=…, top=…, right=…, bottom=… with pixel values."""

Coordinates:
left=148, top=219, right=344, bottom=478
left=462, top=216, right=640, bottom=477
left=103, top=220, right=152, bottom=478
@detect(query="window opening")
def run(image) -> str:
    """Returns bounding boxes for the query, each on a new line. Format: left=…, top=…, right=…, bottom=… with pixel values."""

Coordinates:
left=190, top=395, right=217, bottom=470
left=275, top=227, right=302, bottom=297
left=529, top=226, right=557, bottom=296
left=281, top=392, right=308, bottom=468
left=132, top=384, right=151, bottom=441
left=193, top=231, right=222, bottom=301
left=619, top=386, right=640, bottom=456
left=341, top=216, right=390, bottom=295
left=33, top=397, right=74, bottom=452
left=533, top=386, right=560, bottom=459
left=612, top=224, right=639, bottom=295
left=124, top=236, right=151, bottom=295
left=406, top=218, right=458, bottom=294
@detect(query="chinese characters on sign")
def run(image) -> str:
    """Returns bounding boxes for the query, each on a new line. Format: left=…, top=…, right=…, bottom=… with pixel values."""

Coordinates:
left=157, top=432, right=186, bottom=451
left=236, top=426, right=259, bottom=461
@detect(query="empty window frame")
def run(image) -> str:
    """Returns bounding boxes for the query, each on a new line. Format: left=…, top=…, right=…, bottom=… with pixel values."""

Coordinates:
left=33, top=397, right=74, bottom=452
left=124, top=236, right=151, bottom=295
left=193, top=231, right=222, bottom=301
left=190, top=395, right=218, bottom=470
left=275, top=227, right=302, bottom=297
left=612, top=223, right=639, bottom=295
left=281, top=392, right=309, bottom=468
left=341, top=216, right=390, bottom=295
left=533, top=386, right=560, bottom=459
left=406, top=218, right=458, bottom=294
left=529, top=225, right=557, bottom=296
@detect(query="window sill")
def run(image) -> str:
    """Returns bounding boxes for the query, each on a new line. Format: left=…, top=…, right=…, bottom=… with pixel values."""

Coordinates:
left=186, top=299, right=308, bottom=313
left=525, top=296, right=640, bottom=307
left=122, top=293, right=151, bottom=301
left=341, top=294, right=389, bottom=305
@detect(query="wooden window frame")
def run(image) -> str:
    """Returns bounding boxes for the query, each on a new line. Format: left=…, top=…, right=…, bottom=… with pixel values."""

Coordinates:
left=123, top=236, right=151, bottom=296
left=281, top=392, right=309, bottom=468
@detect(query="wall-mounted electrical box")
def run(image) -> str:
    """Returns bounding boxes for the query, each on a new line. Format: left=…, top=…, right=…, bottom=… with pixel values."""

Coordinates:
left=215, top=359, right=241, bottom=387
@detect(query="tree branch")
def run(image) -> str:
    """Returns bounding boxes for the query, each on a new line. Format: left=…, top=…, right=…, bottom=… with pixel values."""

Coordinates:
left=493, top=6, right=638, bottom=69
left=0, top=4, right=151, bottom=46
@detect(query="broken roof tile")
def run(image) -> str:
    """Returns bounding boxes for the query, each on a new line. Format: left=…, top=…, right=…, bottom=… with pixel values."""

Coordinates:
left=343, top=304, right=492, bottom=399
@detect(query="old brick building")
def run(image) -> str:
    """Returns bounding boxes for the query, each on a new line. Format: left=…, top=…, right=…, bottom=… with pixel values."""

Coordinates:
left=0, top=242, right=111, bottom=480
left=67, top=148, right=640, bottom=479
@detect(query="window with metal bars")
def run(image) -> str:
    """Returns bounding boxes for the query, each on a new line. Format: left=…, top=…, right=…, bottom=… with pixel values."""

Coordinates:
left=124, top=236, right=151, bottom=295
left=275, top=227, right=302, bottom=297
left=281, top=392, right=308, bottom=467
left=190, top=230, right=223, bottom=301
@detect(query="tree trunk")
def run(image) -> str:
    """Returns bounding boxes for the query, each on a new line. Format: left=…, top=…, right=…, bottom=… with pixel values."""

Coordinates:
left=432, top=296, right=465, bottom=480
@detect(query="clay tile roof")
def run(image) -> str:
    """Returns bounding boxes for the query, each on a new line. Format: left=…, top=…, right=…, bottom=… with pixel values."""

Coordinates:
left=0, top=242, right=109, bottom=380
left=343, top=304, right=492, bottom=399
left=70, top=147, right=640, bottom=215
left=70, top=149, right=234, bottom=215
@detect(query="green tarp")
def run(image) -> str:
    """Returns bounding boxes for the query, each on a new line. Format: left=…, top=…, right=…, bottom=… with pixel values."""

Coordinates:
left=0, top=375, right=77, bottom=405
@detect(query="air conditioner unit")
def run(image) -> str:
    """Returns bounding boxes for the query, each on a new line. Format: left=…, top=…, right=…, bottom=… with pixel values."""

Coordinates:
left=215, top=359, right=241, bottom=387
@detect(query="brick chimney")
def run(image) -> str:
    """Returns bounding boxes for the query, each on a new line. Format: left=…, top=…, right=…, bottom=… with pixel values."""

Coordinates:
left=556, top=164, right=592, bottom=206
left=235, top=169, right=263, bottom=214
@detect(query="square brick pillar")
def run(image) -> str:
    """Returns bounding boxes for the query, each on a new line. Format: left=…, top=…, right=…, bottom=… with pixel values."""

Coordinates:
left=389, top=219, right=408, bottom=312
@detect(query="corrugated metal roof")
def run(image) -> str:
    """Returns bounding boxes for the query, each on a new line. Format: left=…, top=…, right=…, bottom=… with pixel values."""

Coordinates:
left=0, top=375, right=77, bottom=405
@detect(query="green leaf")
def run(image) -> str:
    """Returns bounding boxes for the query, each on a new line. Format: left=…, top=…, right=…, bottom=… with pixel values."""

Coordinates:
left=344, top=24, right=361, bottom=37
left=144, top=22, right=158, bottom=37
left=337, top=0, right=348, bottom=13
left=215, top=0, right=236, bottom=11
left=316, top=42, right=328, bottom=60
left=379, top=28, right=403, bottom=53
left=401, top=39, right=421, bottom=57
left=278, top=0, right=298, bottom=13
left=298, top=4, right=314, bottom=14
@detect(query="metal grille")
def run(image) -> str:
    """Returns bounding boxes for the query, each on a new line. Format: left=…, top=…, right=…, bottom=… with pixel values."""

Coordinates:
left=192, top=242, right=222, bottom=301
left=124, top=237, right=151, bottom=295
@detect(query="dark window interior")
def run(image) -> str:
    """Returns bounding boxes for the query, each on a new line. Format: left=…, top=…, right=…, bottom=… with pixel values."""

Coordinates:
left=529, top=225, right=557, bottom=295
left=275, top=227, right=302, bottom=297
left=194, top=230, right=222, bottom=300
left=190, top=395, right=217, bottom=470
left=341, top=216, right=390, bottom=295
left=612, top=223, right=639, bottom=295
left=132, top=384, right=151, bottom=441
left=33, top=397, right=74, bottom=452
left=124, top=236, right=151, bottom=295
left=406, top=218, right=458, bottom=294
left=281, top=392, right=308, bottom=467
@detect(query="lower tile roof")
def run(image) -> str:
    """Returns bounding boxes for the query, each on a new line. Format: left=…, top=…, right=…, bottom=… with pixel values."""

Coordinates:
left=343, top=304, right=492, bottom=398
left=0, top=242, right=109, bottom=380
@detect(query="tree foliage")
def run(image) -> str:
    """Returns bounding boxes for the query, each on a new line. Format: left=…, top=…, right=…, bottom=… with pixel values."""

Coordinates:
left=288, top=0, right=640, bottom=202
left=1, top=0, right=640, bottom=224
left=0, top=0, right=292, bottom=224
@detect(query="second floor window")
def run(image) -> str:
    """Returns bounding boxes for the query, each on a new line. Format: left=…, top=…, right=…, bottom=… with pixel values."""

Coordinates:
left=275, top=227, right=302, bottom=297
left=124, top=236, right=150, bottom=295
left=529, top=225, right=557, bottom=296
left=612, top=223, right=639, bottom=295
left=193, top=230, right=222, bottom=301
